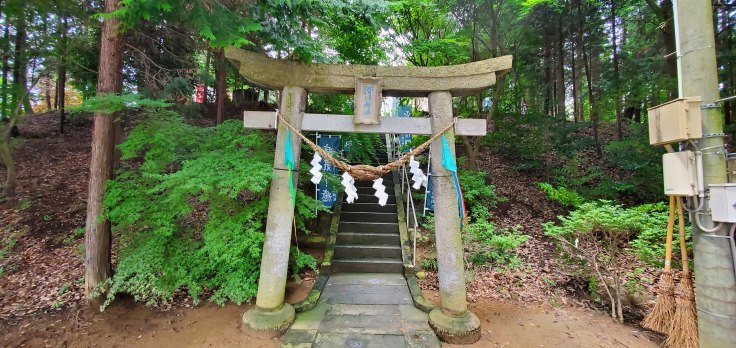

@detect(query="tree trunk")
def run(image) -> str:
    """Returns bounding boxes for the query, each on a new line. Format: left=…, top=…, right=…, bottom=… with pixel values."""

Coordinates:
left=85, top=0, right=123, bottom=307
left=44, top=79, right=52, bottom=111
left=612, top=0, right=622, bottom=140
left=578, top=0, right=602, bottom=155
left=488, top=75, right=504, bottom=132
left=203, top=46, right=211, bottom=105
left=215, top=48, right=226, bottom=124
left=11, top=12, right=27, bottom=116
left=572, top=34, right=579, bottom=123
left=58, top=16, right=67, bottom=134
left=543, top=36, right=552, bottom=116
left=556, top=16, right=565, bottom=120
left=1, top=25, right=9, bottom=119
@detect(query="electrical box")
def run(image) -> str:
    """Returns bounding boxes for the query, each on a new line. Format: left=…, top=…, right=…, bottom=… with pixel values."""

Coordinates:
left=663, top=151, right=700, bottom=196
left=648, top=97, right=703, bottom=146
left=709, top=184, right=736, bottom=223
left=728, top=157, right=736, bottom=183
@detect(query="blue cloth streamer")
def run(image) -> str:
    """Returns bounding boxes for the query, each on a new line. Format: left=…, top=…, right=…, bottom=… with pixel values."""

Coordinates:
left=441, top=135, right=467, bottom=228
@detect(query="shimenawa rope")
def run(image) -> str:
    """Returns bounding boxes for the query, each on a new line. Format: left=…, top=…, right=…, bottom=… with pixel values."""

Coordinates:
left=277, top=112, right=456, bottom=181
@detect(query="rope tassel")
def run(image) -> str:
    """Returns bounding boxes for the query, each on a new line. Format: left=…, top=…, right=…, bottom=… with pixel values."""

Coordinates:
left=409, top=155, right=428, bottom=190
left=372, top=178, right=389, bottom=206
left=310, top=153, right=323, bottom=185
left=341, top=172, right=358, bottom=203
left=276, top=111, right=455, bottom=181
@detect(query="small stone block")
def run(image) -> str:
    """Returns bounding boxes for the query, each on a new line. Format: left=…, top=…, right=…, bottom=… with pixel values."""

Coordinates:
left=327, top=273, right=407, bottom=286
left=291, top=303, right=328, bottom=330
left=326, top=304, right=400, bottom=317
left=319, top=314, right=403, bottom=335
left=314, top=332, right=406, bottom=348
left=281, top=329, right=317, bottom=347
left=398, top=305, right=428, bottom=323
left=404, top=331, right=441, bottom=348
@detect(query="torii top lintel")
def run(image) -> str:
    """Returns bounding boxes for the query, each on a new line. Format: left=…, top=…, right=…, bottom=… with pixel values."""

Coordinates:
left=224, top=48, right=513, bottom=98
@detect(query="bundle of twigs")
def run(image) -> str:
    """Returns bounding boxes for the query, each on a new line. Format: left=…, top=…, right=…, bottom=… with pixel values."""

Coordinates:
left=642, top=195, right=677, bottom=333
left=665, top=196, right=698, bottom=348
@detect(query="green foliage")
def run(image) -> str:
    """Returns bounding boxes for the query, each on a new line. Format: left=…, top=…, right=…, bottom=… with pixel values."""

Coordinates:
left=114, top=0, right=260, bottom=48
left=61, top=226, right=85, bottom=246
left=458, top=169, right=501, bottom=209
left=73, top=93, right=170, bottom=114
left=103, top=109, right=323, bottom=308
left=603, top=124, right=664, bottom=203
left=464, top=207, right=528, bottom=269
left=420, top=255, right=438, bottom=271
left=484, top=113, right=550, bottom=171
left=536, top=182, right=585, bottom=208
left=341, top=133, right=384, bottom=164
left=289, top=247, right=317, bottom=274
left=543, top=200, right=689, bottom=268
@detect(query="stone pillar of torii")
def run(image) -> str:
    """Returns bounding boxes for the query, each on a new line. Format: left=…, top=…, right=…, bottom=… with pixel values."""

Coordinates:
left=225, top=48, right=512, bottom=344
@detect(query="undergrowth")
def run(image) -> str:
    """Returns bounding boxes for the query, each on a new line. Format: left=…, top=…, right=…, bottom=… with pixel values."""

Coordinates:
left=102, top=109, right=326, bottom=308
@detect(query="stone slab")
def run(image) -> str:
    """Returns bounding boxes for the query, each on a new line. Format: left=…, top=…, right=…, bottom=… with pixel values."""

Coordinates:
left=320, top=291, right=412, bottom=305
left=326, top=304, right=400, bottom=317
left=281, top=329, right=317, bottom=347
left=326, top=273, right=407, bottom=286
left=404, top=331, right=441, bottom=348
left=291, top=303, right=328, bottom=330
left=320, top=314, right=403, bottom=335
left=243, top=111, right=488, bottom=136
left=398, top=305, right=429, bottom=323
left=225, top=47, right=512, bottom=97
left=313, top=332, right=407, bottom=348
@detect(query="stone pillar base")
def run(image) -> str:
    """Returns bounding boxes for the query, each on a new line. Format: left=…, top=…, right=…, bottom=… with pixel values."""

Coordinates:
left=428, top=308, right=482, bottom=344
left=241, top=304, right=296, bottom=338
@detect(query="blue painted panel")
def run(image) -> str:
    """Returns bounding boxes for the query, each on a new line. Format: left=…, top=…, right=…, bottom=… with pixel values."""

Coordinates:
left=317, top=135, right=341, bottom=208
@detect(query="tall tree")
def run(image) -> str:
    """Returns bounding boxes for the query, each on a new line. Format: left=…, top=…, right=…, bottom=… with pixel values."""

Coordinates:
left=85, top=0, right=123, bottom=305
left=214, top=48, right=225, bottom=123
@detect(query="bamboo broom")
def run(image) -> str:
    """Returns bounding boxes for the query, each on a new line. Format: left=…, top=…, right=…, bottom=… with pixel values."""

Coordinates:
left=642, top=195, right=677, bottom=333
left=665, top=196, right=698, bottom=348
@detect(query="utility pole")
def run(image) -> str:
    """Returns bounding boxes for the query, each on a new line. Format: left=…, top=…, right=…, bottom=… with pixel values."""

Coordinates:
left=674, top=0, right=736, bottom=346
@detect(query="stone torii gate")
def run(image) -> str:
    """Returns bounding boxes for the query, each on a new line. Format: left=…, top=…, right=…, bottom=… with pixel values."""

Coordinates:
left=224, top=48, right=512, bottom=344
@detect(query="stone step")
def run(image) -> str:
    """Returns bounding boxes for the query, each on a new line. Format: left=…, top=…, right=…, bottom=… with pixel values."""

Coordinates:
left=331, top=258, right=404, bottom=273
left=340, top=212, right=398, bottom=223
left=338, top=222, right=399, bottom=233
left=341, top=203, right=397, bottom=213
left=344, top=194, right=397, bottom=204
left=356, top=186, right=396, bottom=195
left=354, top=178, right=395, bottom=188
left=336, top=232, right=400, bottom=246
left=334, top=245, right=402, bottom=259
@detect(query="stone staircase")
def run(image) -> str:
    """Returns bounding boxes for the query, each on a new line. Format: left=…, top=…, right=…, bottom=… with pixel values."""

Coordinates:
left=332, top=151, right=404, bottom=274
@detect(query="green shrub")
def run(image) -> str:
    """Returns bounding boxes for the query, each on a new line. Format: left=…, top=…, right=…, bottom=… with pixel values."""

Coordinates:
left=543, top=200, right=690, bottom=322
left=103, top=109, right=325, bottom=308
left=484, top=113, right=551, bottom=171
left=603, top=124, right=664, bottom=203
left=464, top=207, right=528, bottom=269
left=459, top=169, right=501, bottom=209
left=536, top=182, right=585, bottom=208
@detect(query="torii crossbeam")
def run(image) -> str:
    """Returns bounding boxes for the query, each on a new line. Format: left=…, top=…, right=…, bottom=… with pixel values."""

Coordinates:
left=225, top=47, right=512, bottom=344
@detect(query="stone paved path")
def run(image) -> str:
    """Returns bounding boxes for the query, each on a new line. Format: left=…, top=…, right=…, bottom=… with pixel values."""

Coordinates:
left=282, top=273, right=440, bottom=348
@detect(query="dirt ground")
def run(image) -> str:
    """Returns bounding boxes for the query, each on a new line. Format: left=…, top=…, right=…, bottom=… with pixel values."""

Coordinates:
left=0, top=286, right=660, bottom=348
left=0, top=113, right=663, bottom=347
